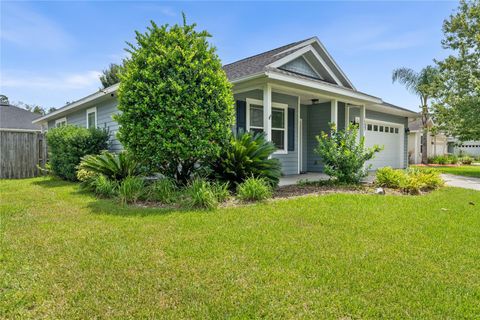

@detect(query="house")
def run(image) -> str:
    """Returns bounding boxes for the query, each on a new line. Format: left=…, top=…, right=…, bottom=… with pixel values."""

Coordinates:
left=0, top=104, right=46, bottom=178
left=408, top=118, right=448, bottom=163
left=408, top=118, right=480, bottom=163
left=33, top=37, right=418, bottom=175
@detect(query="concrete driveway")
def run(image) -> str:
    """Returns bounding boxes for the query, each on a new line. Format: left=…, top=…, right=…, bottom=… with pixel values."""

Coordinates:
left=441, top=174, right=480, bottom=191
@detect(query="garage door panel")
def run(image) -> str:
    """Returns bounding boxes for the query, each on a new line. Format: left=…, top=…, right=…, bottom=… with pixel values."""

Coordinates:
left=365, top=121, right=403, bottom=170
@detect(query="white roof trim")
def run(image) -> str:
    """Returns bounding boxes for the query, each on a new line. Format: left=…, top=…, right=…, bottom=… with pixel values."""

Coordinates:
left=266, top=70, right=381, bottom=104
left=0, top=128, right=41, bottom=133
left=274, top=37, right=355, bottom=90
left=268, top=45, right=343, bottom=86
left=33, top=83, right=119, bottom=124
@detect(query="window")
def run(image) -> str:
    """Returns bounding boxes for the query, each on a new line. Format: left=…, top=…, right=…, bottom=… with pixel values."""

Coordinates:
left=390, top=127, right=394, bottom=133
left=271, top=107, right=286, bottom=151
left=55, top=117, right=67, bottom=127
left=395, top=128, right=399, bottom=134
left=86, top=107, right=97, bottom=129
left=373, top=125, right=378, bottom=132
left=367, top=124, right=372, bottom=131
left=379, top=126, right=384, bottom=132
left=248, top=103, right=264, bottom=135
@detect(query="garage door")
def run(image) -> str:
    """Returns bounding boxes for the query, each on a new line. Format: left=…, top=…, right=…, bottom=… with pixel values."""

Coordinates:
left=365, top=121, right=404, bottom=170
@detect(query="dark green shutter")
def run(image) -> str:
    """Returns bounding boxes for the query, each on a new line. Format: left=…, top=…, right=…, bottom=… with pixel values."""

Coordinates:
left=288, top=108, right=295, bottom=151
left=236, top=100, right=246, bottom=135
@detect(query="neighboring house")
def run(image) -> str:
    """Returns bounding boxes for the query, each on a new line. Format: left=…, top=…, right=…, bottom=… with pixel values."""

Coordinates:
left=0, top=104, right=45, bottom=178
left=408, top=118, right=480, bottom=163
left=408, top=118, right=448, bottom=164
left=33, top=37, right=418, bottom=175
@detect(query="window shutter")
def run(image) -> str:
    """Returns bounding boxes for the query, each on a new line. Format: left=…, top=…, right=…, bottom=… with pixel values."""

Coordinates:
left=236, top=100, right=246, bottom=135
left=288, top=108, right=295, bottom=151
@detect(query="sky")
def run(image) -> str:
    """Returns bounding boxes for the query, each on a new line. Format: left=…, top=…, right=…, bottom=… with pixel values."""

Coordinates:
left=0, top=1, right=459, bottom=111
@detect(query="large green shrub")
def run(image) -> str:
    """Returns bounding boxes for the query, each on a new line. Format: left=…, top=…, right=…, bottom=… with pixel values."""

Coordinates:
left=375, top=167, right=406, bottom=189
left=375, top=167, right=444, bottom=195
left=209, top=132, right=282, bottom=188
left=46, top=125, right=109, bottom=181
left=115, top=17, right=234, bottom=184
left=315, top=124, right=382, bottom=183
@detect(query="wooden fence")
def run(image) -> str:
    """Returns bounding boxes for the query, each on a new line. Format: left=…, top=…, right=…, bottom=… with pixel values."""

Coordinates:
left=0, top=130, right=47, bottom=179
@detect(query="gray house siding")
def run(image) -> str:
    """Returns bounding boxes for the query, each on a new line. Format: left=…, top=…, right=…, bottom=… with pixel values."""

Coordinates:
left=234, top=89, right=300, bottom=175
left=280, top=57, right=320, bottom=79
left=47, top=97, right=122, bottom=152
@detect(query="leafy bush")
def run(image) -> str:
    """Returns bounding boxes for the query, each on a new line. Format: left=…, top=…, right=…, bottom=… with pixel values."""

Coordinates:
left=115, top=17, right=234, bottom=184
left=78, top=151, right=141, bottom=182
left=460, top=156, right=473, bottom=165
left=146, top=178, right=178, bottom=204
left=236, top=177, right=272, bottom=202
left=93, top=175, right=119, bottom=198
left=183, top=178, right=218, bottom=210
left=46, top=125, right=109, bottom=181
left=211, top=181, right=230, bottom=203
left=449, top=155, right=458, bottom=164
left=375, top=167, right=407, bottom=189
left=315, top=124, right=382, bottom=183
left=76, top=168, right=98, bottom=191
left=375, top=167, right=443, bottom=194
left=118, top=176, right=144, bottom=205
left=209, top=132, right=282, bottom=188
left=428, top=155, right=458, bottom=165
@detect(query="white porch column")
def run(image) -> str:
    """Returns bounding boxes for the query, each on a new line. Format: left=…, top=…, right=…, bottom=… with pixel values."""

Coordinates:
left=344, top=105, right=350, bottom=129
left=263, top=84, right=272, bottom=141
left=330, top=99, right=338, bottom=127
left=359, top=104, right=366, bottom=138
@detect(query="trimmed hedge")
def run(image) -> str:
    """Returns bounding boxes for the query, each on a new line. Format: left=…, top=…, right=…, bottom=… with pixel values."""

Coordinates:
left=46, top=125, right=109, bottom=181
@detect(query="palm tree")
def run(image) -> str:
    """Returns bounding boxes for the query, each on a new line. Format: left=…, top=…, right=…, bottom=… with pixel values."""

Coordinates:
left=392, top=66, right=439, bottom=164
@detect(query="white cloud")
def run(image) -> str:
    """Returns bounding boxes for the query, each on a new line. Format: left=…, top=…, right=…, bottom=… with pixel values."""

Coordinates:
left=1, top=70, right=101, bottom=90
left=0, top=3, right=74, bottom=50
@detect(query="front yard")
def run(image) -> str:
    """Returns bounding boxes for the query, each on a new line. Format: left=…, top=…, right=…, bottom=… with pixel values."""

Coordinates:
left=1, top=177, right=480, bottom=318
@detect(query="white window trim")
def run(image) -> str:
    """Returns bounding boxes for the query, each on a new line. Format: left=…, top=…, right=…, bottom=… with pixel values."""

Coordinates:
left=55, top=117, right=67, bottom=127
left=246, top=98, right=289, bottom=155
left=86, top=107, right=97, bottom=129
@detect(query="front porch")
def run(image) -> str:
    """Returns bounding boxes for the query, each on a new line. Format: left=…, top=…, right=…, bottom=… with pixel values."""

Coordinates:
left=233, top=81, right=369, bottom=176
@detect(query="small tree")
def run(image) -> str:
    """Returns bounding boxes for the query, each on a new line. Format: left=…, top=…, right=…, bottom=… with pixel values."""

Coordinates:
left=115, top=16, right=234, bottom=184
left=314, top=124, right=382, bottom=184
left=392, top=66, right=439, bottom=164
left=99, top=63, right=121, bottom=89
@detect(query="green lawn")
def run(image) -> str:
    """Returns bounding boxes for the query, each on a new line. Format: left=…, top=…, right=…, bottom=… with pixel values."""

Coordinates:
left=415, top=165, right=480, bottom=178
left=1, top=178, right=480, bottom=319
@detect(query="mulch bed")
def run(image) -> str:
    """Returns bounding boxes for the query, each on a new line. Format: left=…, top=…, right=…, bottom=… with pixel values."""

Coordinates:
left=273, top=183, right=404, bottom=198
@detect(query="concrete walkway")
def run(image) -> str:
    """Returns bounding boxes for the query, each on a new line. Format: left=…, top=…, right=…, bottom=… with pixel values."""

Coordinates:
left=441, top=174, right=480, bottom=191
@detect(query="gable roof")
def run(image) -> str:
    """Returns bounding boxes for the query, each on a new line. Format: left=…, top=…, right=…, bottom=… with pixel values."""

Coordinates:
left=0, top=105, right=42, bottom=131
left=223, top=37, right=355, bottom=89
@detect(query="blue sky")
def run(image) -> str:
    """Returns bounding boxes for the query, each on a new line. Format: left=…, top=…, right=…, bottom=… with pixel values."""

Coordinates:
left=1, top=1, right=458, bottom=111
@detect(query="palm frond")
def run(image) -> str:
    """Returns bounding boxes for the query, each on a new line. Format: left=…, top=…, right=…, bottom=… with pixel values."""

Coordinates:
left=392, top=67, right=420, bottom=95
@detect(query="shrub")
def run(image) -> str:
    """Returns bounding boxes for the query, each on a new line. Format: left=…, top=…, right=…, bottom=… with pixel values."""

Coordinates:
left=211, top=181, right=230, bottom=203
left=428, top=155, right=449, bottom=165
left=93, top=175, right=119, bottom=198
left=236, top=177, right=272, bottom=202
left=146, top=178, right=178, bottom=204
left=314, top=124, right=382, bottom=183
left=209, top=132, right=282, bottom=188
left=78, top=151, right=141, bottom=182
left=375, top=167, right=407, bottom=189
left=76, top=168, right=98, bottom=191
left=118, top=176, right=145, bottom=205
left=183, top=178, right=218, bottom=210
left=449, top=155, right=458, bottom=164
left=115, top=17, right=234, bottom=184
left=460, top=156, right=473, bottom=165
left=376, top=167, right=443, bottom=194
left=46, top=125, right=109, bottom=181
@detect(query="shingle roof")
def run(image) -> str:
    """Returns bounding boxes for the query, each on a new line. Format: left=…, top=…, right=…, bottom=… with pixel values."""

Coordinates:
left=0, top=105, right=42, bottom=130
left=222, top=37, right=314, bottom=81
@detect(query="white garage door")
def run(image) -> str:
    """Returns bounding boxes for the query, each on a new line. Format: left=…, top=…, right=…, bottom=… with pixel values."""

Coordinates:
left=365, top=121, right=404, bottom=170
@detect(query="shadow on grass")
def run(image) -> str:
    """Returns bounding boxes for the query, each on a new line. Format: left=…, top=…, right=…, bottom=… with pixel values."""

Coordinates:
left=32, top=176, right=75, bottom=188
left=86, top=198, right=184, bottom=218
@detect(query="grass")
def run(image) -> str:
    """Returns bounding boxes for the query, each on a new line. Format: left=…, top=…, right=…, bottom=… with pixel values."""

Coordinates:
left=414, top=165, right=480, bottom=178
left=1, top=177, right=480, bottom=318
